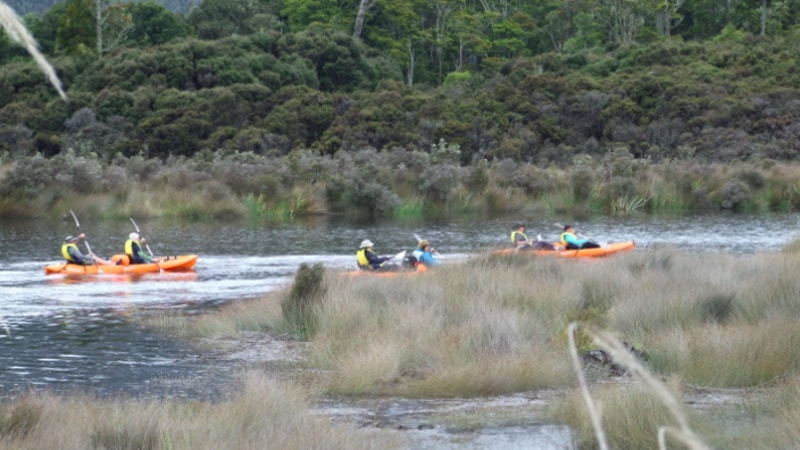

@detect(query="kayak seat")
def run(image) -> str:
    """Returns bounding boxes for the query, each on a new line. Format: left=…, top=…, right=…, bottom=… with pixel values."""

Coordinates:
left=402, top=255, right=418, bottom=270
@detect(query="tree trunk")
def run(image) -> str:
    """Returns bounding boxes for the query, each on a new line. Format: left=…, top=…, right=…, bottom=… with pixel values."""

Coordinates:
left=353, top=0, right=374, bottom=39
left=96, top=0, right=102, bottom=56
left=760, top=0, right=767, bottom=36
left=406, top=39, right=415, bottom=87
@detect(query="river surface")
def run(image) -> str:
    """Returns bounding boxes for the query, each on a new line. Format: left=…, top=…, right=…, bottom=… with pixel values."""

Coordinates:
left=1, top=212, right=799, bottom=447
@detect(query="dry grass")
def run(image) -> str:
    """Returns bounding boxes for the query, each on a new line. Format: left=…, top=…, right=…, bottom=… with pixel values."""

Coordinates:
left=8, top=246, right=800, bottom=447
left=0, top=373, right=403, bottom=450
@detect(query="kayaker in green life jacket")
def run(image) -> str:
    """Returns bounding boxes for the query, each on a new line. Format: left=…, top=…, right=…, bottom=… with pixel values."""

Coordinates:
left=61, top=234, right=94, bottom=265
left=560, top=224, right=601, bottom=250
left=511, top=223, right=555, bottom=251
left=125, top=232, right=153, bottom=264
left=356, top=239, right=396, bottom=271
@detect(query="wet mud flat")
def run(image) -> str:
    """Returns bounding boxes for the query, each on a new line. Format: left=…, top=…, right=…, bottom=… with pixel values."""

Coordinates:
left=198, top=331, right=575, bottom=448
left=196, top=331, right=762, bottom=450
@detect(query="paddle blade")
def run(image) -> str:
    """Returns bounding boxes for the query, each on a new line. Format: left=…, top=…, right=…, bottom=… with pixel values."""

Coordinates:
left=414, top=234, right=423, bottom=243
left=392, top=250, right=407, bottom=261
left=69, top=209, right=80, bottom=228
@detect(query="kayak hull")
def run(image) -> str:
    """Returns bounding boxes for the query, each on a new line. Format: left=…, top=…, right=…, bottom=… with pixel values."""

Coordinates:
left=493, top=241, right=636, bottom=258
left=44, top=255, right=199, bottom=275
left=342, top=263, right=428, bottom=278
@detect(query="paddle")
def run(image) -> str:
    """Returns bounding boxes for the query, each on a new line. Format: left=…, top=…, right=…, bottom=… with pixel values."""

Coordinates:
left=129, top=217, right=162, bottom=272
left=68, top=210, right=100, bottom=269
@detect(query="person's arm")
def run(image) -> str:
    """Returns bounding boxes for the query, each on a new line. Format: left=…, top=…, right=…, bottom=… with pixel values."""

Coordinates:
left=134, top=243, right=153, bottom=263
left=366, top=250, right=383, bottom=269
left=68, top=246, right=90, bottom=265
left=564, top=233, right=582, bottom=246
left=420, top=252, right=439, bottom=266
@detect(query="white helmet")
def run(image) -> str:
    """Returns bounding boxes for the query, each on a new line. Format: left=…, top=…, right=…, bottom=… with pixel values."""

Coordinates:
left=129, top=232, right=140, bottom=241
left=359, top=239, right=374, bottom=249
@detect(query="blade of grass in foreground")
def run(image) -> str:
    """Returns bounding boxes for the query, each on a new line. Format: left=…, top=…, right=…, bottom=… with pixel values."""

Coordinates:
left=0, top=2, right=67, bottom=100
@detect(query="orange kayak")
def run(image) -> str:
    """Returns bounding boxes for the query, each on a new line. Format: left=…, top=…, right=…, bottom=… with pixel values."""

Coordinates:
left=342, top=263, right=429, bottom=278
left=44, top=254, right=199, bottom=275
left=493, top=241, right=636, bottom=258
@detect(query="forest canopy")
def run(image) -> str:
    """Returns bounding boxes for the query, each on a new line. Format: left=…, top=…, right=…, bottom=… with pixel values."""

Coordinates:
left=1, top=0, right=800, bottom=165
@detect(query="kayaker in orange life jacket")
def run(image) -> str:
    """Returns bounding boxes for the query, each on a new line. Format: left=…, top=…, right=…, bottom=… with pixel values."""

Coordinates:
left=560, top=224, right=601, bottom=250
left=356, top=239, right=396, bottom=271
left=125, top=232, right=153, bottom=264
left=61, top=233, right=94, bottom=265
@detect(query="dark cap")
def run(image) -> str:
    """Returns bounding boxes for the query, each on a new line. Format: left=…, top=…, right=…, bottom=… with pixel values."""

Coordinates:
left=64, top=235, right=77, bottom=243
left=513, top=222, right=525, bottom=229
left=563, top=224, right=573, bottom=231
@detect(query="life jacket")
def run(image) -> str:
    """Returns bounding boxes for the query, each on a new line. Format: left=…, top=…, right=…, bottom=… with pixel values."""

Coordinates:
left=356, top=248, right=373, bottom=270
left=511, top=230, right=528, bottom=245
left=560, top=231, right=576, bottom=245
left=61, top=243, right=79, bottom=263
left=124, top=239, right=136, bottom=257
left=125, top=239, right=147, bottom=263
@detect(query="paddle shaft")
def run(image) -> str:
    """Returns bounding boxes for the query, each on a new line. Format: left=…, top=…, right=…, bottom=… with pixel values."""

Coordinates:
left=68, top=209, right=97, bottom=267
left=129, top=217, right=155, bottom=257
left=129, top=217, right=161, bottom=272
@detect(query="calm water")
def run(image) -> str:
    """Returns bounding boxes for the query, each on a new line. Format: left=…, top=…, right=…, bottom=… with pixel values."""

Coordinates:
left=1, top=212, right=799, bottom=446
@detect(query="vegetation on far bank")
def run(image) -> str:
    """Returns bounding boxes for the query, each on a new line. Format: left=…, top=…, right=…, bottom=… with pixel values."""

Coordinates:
left=4, top=1, right=800, bottom=182
left=4, top=149, right=800, bottom=221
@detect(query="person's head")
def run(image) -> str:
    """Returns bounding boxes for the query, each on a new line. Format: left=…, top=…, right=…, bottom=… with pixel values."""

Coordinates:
left=359, top=239, right=374, bottom=249
left=514, top=222, right=525, bottom=231
left=418, top=240, right=430, bottom=250
left=64, top=235, right=78, bottom=243
left=563, top=224, right=574, bottom=232
left=129, top=232, right=140, bottom=241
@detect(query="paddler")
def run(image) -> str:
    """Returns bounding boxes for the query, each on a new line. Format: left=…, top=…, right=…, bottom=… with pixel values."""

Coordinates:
left=61, top=234, right=95, bottom=265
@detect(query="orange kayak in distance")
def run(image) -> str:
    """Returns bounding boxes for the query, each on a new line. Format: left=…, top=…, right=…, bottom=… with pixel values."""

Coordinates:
left=493, top=241, right=636, bottom=258
left=44, top=254, right=199, bottom=275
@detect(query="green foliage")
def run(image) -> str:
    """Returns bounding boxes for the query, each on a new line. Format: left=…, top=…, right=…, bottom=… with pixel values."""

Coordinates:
left=282, top=262, right=326, bottom=340
left=714, top=24, right=746, bottom=43
left=126, top=1, right=193, bottom=46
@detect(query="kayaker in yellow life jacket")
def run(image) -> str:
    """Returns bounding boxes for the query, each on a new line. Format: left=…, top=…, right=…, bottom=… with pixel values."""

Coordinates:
left=511, top=223, right=555, bottom=251
left=61, top=234, right=94, bottom=265
left=125, top=232, right=153, bottom=264
left=356, top=239, right=394, bottom=271
left=560, top=224, right=601, bottom=250
left=510, top=223, right=530, bottom=249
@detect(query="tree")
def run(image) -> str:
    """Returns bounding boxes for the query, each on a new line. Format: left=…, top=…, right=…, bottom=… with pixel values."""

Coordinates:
left=55, top=0, right=95, bottom=54
left=126, top=1, right=192, bottom=46
left=596, top=0, right=652, bottom=46
left=280, top=0, right=343, bottom=32
left=188, top=0, right=274, bottom=39
left=655, top=0, right=686, bottom=36
left=95, top=0, right=133, bottom=56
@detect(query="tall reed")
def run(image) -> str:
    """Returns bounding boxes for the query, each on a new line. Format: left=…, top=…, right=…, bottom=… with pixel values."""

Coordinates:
left=0, top=2, right=66, bottom=99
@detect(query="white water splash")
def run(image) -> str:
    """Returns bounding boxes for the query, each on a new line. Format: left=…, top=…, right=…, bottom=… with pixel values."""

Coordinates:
left=0, top=2, right=67, bottom=100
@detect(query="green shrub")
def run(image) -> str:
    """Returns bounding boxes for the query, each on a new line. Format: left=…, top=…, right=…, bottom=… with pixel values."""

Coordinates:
left=281, top=263, right=326, bottom=340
